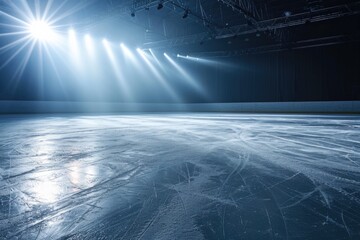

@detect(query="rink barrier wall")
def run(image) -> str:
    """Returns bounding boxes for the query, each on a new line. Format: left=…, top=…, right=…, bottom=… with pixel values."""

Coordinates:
left=0, top=101, right=359, bottom=114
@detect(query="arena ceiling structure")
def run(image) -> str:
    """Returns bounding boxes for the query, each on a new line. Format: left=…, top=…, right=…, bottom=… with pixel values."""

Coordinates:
left=80, top=0, right=360, bottom=55
left=0, top=0, right=359, bottom=103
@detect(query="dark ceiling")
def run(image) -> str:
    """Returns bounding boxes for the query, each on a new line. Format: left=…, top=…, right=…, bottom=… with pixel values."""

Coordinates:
left=73, top=0, right=360, bottom=55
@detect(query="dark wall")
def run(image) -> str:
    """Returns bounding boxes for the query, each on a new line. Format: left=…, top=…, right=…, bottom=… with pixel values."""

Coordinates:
left=196, top=42, right=360, bottom=103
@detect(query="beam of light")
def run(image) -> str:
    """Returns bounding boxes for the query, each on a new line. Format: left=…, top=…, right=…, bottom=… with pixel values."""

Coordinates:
left=137, top=48, right=181, bottom=102
left=68, top=28, right=80, bottom=61
left=0, top=9, right=30, bottom=26
left=0, top=30, right=30, bottom=37
left=103, top=39, right=132, bottom=101
left=84, top=34, right=95, bottom=58
left=11, top=0, right=35, bottom=23
left=0, top=37, right=33, bottom=70
left=163, top=53, right=207, bottom=97
left=177, top=54, right=224, bottom=66
left=120, top=43, right=137, bottom=63
left=149, top=49, right=166, bottom=69
left=47, top=1, right=94, bottom=26
left=0, top=35, right=32, bottom=54
left=120, top=43, right=145, bottom=75
left=10, top=40, right=37, bottom=82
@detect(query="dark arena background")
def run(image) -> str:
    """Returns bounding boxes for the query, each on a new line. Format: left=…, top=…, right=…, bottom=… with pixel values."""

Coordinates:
left=0, top=1, right=360, bottom=239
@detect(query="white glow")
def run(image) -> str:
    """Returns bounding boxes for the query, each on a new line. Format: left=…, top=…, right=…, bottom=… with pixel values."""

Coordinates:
left=84, top=34, right=95, bottom=57
left=68, top=28, right=75, bottom=36
left=103, top=39, right=131, bottom=100
left=28, top=20, right=55, bottom=41
left=68, top=28, right=80, bottom=63
left=120, top=43, right=137, bottom=62
left=69, top=30, right=78, bottom=47
left=103, top=39, right=115, bottom=61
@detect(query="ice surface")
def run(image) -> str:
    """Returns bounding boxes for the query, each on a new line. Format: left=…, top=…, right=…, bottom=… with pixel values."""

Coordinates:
left=0, top=113, right=359, bottom=239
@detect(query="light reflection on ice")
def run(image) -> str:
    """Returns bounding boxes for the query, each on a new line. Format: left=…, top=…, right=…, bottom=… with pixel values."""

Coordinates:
left=32, top=173, right=60, bottom=203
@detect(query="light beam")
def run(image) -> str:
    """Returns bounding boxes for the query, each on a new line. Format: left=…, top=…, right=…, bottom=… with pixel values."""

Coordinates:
left=84, top=34, right=95, bottom=58
left=137, top=49, right=181, bottom=102
left=103, top=39, right=132, bottom=101
left=164, top=53, right=206, bottom=97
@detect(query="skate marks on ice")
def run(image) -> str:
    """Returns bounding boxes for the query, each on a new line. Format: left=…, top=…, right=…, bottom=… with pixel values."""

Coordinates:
left=0, top=114, right=359, bottom=239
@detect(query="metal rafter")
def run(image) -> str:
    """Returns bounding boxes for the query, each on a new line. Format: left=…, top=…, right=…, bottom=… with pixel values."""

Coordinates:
left=143, top=2, right=360, bottom=49
left=217, top=0, right=261, bottom=22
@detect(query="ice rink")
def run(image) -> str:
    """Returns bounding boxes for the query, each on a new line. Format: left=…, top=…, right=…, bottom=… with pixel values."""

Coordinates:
left=0, top=113, right=359, bottom=239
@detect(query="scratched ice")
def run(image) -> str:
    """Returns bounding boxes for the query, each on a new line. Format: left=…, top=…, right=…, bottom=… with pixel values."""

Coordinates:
left=0, top=114, right=359, bottom=239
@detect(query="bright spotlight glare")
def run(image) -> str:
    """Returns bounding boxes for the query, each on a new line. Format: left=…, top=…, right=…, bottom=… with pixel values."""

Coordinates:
left=28, top=20, right=55, bottom=41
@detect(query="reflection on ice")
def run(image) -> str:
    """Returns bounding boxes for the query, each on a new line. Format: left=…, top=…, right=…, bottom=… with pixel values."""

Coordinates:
left=0, top=113, right=359, bottom=239
left=32, top=172, right=61, bottom=203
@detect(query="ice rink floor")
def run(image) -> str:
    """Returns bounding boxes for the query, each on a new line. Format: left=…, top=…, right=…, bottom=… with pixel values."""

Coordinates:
left=0, top=113, right=359, bottom=240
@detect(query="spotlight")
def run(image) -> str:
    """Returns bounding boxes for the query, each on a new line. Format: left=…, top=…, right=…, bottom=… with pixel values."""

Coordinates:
left=28, top=20, right=55, bottom=41
left=84, top=34, right=95, bottom=57
left=157, top=2, right=163, bottom=10
left=284, top=11, right=292, bottom=17
left=182, top=9, right=189, bottom=19
left=177, top=54, right=180, bottom=57
left=68, top=28, right=80, bottom=61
